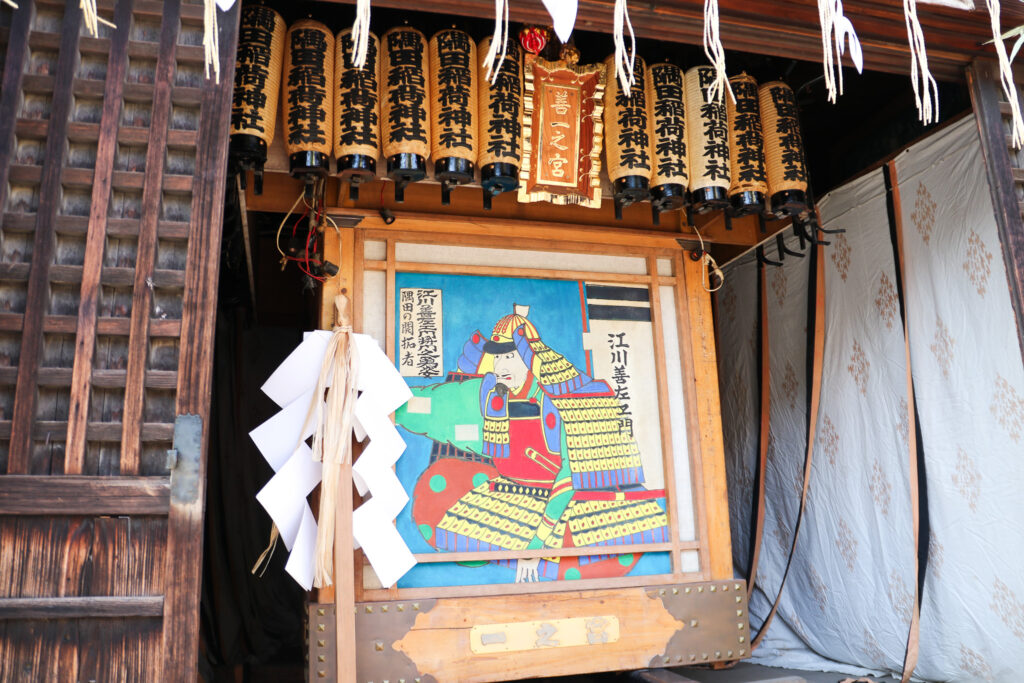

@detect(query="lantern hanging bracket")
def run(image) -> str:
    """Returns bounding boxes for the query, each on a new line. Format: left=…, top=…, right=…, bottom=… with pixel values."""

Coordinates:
left=756, top=246, right=783, bottom=267
left=777, top=233, right=805, bottom=259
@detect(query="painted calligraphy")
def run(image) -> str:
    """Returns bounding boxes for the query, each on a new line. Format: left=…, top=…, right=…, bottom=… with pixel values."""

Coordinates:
left=336, top=30, right=379, bottom=152
left=384, top=28, right=429, bottom=156
left=538, top=85, right=580, bottom=184
left=608, top=332, right=633, bottom=436
left=727, top=75, right=767, bottom=192
left=399, top=288, right=444, bottom=377
left=285, top=25, right=331, bottom=148
left=231, top=6, right=282, bottom=137
left=696, top=66, right=729, bottom=183
left=649, top=63, right=688, bottom=186
left=432, top=30, right=475, bottom=153
left=605, top=56, right=651, bottom=174
left=480, top=38, right=523, bottom=164
left=768, top=84, right=807, bottom=183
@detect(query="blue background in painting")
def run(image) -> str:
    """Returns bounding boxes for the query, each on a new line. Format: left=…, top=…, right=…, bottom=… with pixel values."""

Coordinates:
left=391, top=272, right=670, bottom=587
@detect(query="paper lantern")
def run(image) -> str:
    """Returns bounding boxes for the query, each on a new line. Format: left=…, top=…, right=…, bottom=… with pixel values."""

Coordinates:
left=726, top=73, right=768, bottom=216
left=334, top=28, right=381, bottom=201
left=283, top=19, right=334, bottom=184
left=229, top=5, right=285, bottom=195
left=648, top=62, right=689, bottom=219
left=759, top=81, right=810, bottom=218
left=429, top=28, right=478, bottom=205
left=604, top=55, right=652, bottom=219
left=382, top=26, right=431, bottom=203
left=477, top=36, right=523, bottom=210
left=685, top=65, right=730, bottom=213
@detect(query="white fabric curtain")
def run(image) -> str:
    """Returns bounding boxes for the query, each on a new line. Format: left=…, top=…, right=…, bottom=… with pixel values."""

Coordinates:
left=716, top=116, right=1024, bottom=681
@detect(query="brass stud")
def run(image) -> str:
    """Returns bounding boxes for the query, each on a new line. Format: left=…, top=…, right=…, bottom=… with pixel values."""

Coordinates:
left=702, top=653, right=708, bottom=660
left=721, top=585, right=729, bottom=591
left=413, top=603, right=420, bottom=611
left=317, top=608, right=326, bottom=616
left=382, top=605, right=389, bottom=613
left=318, top=655, right=326, bottom=662
left=317, top=640, right=325, bottom=647
left=715, top=651, right=721, bottom=658
left=685, top=587, right=691, bottom=594
left=738, top=623, right=745, bottom=630
left=727, top=650, right=733, bottom=657
left=415, top=678, right=422, bottom=682
left=366, top=606, right=374, bottom=613
left=697, top=586, right=704, bottom=592
left=675, top=655, right=682, bottom=663
left=317, top=673, right=326, bottom=679
left=734, top=583, right=742, bottom=591
left=737, top=609, right=744, bottom=617
left=663, top=656, right=670, bottom=664
left=375, top=641, right=384, bottom=652
left=739, top=649, right=746, bottom=656
left=397, top=604, right=405, bottom=612
left=690, top=620, right=698, bottom=627
left=672, top=588, right=679, bottom=595
left=689, top=655, right=696, bottom=662
left=659, top=589, right=666, bottom=596
left=735, top=596, right=742, bottom=603
left=738, top=636, right=745, bottom=643
left=317, top=624, right=325, bottom=632
left=710, top=585, right=716, bottom=592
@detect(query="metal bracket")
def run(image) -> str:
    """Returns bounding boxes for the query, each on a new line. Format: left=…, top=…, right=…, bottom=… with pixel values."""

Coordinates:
left=648, top=580, right=750, bottom=668
left=169, top=414, right=202, bottom=504
left=309, top=603, right=338, bottom=682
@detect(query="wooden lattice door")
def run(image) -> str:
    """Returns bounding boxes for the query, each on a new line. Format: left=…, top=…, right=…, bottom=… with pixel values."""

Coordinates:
left=0, top=0, right=238, bottom=679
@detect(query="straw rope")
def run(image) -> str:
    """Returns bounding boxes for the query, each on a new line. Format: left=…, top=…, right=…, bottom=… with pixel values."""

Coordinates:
left=80, top=0, right=116, bottom=38
left=334, top=28, right=381, bottom=160
left=759, top=81, right=809, bottom=196
left=986, top=0, right=1024, bottom=148
left=481, top=0, right=510, bottom=84
left=685, top=65, right=731, bottom=193
left=702, top=0, right=734, bottom=104
left=382, top=27, right=431, bottom=159
left=649, top=63, right=689, bottom=189
left=231, top=6, right=285, bottom=145
left=350, top=0, right=372, bottom=69
left=429, top=29, right=479, bottom=164
left=727, top=73, right=767, bottom=196
left=903, top=0, right=939, bottom=124
left=604, top=55, right=652, bottom=182
left=613, top=0, right=638, bottom=96
left=203, top=0, right=220, bottom=84
left=283, top=20, right=334, bottom=158
left=478, top=36, right=523, bottom=167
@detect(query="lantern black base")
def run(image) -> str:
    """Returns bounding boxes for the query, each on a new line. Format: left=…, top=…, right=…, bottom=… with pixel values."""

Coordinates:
left=612, top=176, right=650, bottom=220
left=338, top=154, right=377, bottom=201
left=690, top=186, right=729, bottom=214
left=729, top=190, right=765, bottom=217
left=481, top=162, right=519, bottom=210
left=651, top=183, right=688, bottom=223
left=770, top=189, right=809, bottom=218
left=289, top=151, right=330, bottom=178
left=435, top=157, right=474, bottom=206
left=387, top=153, right=427, bottom=203
left=230, top=134, right=269, bottom=194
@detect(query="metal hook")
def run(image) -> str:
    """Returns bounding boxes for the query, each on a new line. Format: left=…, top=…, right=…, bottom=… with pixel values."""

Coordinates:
left=756, top=246, right=782, bottom=267
left=777, top=233, right=804, bottom=259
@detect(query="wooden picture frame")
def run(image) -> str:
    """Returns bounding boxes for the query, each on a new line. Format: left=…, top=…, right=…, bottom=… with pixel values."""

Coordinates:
left=313, top=216, right=743, bottom=682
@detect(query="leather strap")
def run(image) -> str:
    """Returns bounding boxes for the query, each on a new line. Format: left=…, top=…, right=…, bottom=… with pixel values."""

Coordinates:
left=747, top=261, right=770, bottom=595
left=751, top=238, right=825, bottom=651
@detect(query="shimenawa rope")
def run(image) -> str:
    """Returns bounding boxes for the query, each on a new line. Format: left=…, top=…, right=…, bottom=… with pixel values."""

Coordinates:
left=903, top=0, right=939, bottom=124
left=703, top=0, right=735, bottom=104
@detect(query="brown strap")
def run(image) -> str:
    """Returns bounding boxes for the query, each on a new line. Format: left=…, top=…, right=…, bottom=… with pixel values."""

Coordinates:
left=887, top=161, right=922, bottom=683
left=747, top=262, right=770, bottom=595
left=752, top=238, right=825, bottom=651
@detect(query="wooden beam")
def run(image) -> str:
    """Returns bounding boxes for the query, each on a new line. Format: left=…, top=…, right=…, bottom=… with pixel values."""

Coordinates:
left=0, top=475, right=171, bottom=515
left=66, top=0, right=134, bottom=475
left=0, top=596, right=164, bottom=619
left=967, top=59, right=1024, bottom=371
left=8, top=2, right=82, bottom=474
left=0, top=1, right=32, bottom=221
left=119, top=0, right=182, bottom=474
left=160, top=2, right=239, bottom=681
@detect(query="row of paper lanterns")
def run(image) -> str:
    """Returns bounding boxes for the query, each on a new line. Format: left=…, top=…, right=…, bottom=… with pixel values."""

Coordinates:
left=229, top=5, right=810, bottom=219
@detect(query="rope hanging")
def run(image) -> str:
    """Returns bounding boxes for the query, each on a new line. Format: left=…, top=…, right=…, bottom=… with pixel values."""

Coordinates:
left=613, top=0, right=637, bottom=96
left=903, top=0, right=939, bottom=124
left=204, top=0, right=221, bottom=83
left=350, top=0, right=372, bottom=69
left=80, top=0, right=116, bottom=38
left=2, top=1, right=18, bottom=8
left=986, top=0, right=1024, bottom=148
left=702, top=0, right=734, bottom=104
left=817, top=0, right=864, bottom=104
left=481, top=0, right=510, bottom=84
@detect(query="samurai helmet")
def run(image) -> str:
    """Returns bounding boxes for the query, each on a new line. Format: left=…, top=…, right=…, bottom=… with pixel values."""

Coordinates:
left=483, top=303, right=539, bottom=353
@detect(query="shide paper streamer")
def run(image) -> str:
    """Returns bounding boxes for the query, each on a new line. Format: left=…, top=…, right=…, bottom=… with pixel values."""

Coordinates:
left=250, top=325, right=414, bottom=591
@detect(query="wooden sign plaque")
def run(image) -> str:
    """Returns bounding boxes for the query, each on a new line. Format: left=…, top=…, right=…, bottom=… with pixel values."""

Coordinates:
left=518, top=54, right=605, bottom=208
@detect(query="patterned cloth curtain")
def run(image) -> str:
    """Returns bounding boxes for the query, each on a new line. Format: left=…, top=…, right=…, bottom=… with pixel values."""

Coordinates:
left=716, top=116, right=1024, bottom=681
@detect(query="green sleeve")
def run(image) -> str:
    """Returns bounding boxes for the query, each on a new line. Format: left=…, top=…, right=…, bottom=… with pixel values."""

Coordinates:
left=394, top=378, right=485, bottom=454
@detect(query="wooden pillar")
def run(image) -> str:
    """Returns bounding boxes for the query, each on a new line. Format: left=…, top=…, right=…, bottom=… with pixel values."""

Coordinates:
left=966, top=59, right=1024, bottom=370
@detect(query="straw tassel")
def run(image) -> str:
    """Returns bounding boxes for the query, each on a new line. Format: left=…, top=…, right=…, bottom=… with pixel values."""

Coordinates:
left=2, top=1, right=18, bottom=8
left=817, top=0, right=864, bottom=104
left=203, top=0, right=221, bottom=83
left=482, top=0, right=510, bottom=84
left=986, top=0, right=1024, bottom=148
left=306, top=315, right=359, bottom=588
left=350, top=0, right=372, bottom=69
left=903, top=0, right=939, bottom=124
left=613, top=0, right=637, bottom=96
left=80, top=0, right=116, bottom=38
left=703, top=0, right=734, bottom=104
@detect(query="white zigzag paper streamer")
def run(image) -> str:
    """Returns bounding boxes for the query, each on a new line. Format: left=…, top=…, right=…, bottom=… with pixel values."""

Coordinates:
left=250, top=332, right=415, bottom=590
